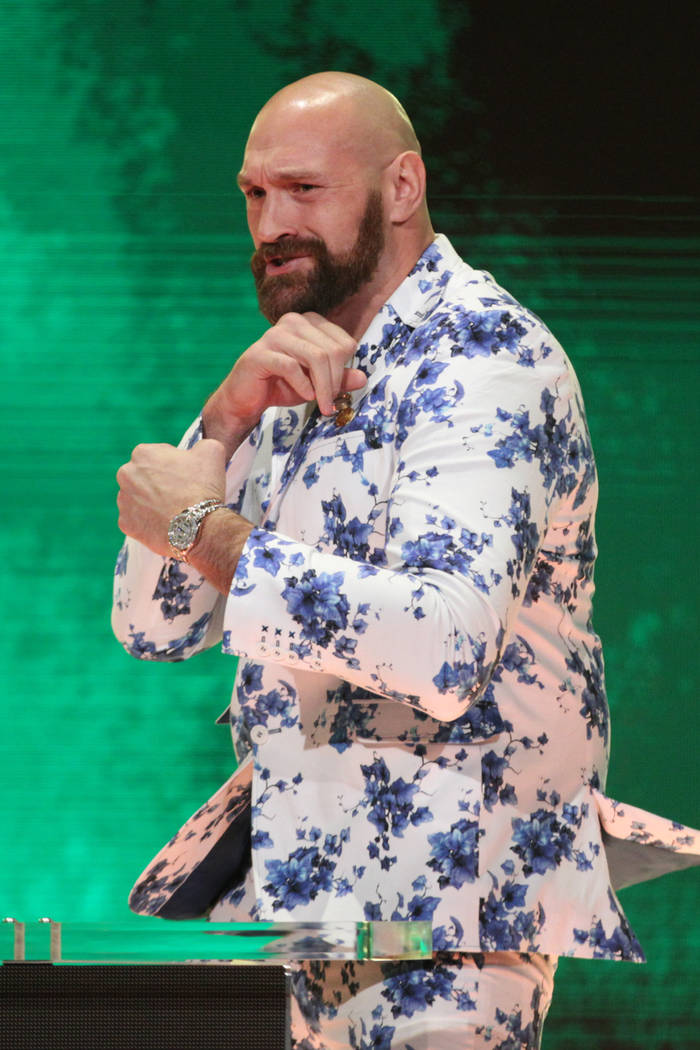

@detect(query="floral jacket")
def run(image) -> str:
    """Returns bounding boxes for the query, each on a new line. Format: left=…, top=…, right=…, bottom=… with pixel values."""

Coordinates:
left=112, top=235, right=698, bottom=960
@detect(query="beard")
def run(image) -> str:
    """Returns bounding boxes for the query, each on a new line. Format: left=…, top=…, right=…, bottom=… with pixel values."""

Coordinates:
left=250, top=190, right=385, bottom=323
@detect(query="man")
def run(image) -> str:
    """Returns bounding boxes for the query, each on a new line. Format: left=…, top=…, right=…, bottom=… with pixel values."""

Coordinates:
left=113, top=73, right=698, bottom=1049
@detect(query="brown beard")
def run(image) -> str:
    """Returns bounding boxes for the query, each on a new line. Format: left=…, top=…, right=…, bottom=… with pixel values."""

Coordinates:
left=250, top=190, right=385, bottom=322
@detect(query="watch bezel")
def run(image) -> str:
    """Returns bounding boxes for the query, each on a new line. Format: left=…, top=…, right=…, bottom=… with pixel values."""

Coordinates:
left=168, top=510, right=198, bottom=552
left=167, top=500, right=225, bottom=561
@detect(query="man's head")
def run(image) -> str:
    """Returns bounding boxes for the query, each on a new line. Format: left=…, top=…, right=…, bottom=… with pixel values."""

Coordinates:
left=238, top=72, right=434, bottom=332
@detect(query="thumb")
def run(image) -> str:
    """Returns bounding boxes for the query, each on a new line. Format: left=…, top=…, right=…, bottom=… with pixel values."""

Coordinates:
left=191, top=438, right=228, bottom=493
left=340, top=368, right=367, bottom=394
left=195, top=437, right=228, bottom=465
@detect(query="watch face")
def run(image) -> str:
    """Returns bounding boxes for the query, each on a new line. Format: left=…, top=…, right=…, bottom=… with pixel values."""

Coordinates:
left=168, top=511, right=196, bottom=550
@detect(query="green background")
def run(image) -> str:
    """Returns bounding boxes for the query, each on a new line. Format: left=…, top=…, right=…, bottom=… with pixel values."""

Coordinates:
left=1, top=2, right=698, bottom=1045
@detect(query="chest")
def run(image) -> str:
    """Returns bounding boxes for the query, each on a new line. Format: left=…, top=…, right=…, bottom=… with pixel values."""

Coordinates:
left=251, top=394, right=400, bottom=555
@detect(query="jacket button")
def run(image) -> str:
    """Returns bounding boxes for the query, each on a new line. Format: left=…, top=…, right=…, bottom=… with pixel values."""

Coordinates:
left=250, top=725, right=268, bottom=745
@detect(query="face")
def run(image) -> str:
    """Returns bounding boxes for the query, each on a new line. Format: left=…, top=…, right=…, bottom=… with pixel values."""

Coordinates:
left=250, top=190, right=385, bottom=322
left=238, top=105, right=388, bottom=323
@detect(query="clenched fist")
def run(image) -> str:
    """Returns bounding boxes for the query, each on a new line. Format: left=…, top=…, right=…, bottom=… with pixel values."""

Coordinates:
left=116, top=439, right=227, bottom=557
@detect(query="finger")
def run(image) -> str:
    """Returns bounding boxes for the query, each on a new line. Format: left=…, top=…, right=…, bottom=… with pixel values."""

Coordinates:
left=116, top=462, right=132, bottom=489
left=195, top=438, right=229, bottom=468
left=299, top=312, right=359, bottom=360
left=254, top=347, right=318, bottom=403
left=340, top=367, right=367, bottom=394
left=292, top=312, right=359, bottom=385
left=130, top=442, right=175, bottom=462
left=265, top=330, right=340, bottom=414
left=276, top=322, right=359, bottom=414
left=304, top=318, right=359, bottom=412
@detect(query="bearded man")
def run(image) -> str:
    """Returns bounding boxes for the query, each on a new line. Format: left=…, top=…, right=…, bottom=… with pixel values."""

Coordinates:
left=113, top=72, right=699, bottom=1049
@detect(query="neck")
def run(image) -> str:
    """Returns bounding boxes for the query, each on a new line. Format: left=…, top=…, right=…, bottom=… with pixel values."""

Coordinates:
left=328, top=228, right=435, bottom=340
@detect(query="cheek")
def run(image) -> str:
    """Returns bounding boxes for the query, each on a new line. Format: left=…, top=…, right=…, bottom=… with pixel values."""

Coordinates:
left=319, top=218, right=360, bottom=255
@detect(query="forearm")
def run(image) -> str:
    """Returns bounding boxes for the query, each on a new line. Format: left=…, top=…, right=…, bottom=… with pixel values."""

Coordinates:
left=222, top=526, right=503, bottom=721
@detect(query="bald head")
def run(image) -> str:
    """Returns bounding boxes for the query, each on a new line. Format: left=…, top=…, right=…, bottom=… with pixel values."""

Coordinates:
left=249, top=72, right=422, bottom=173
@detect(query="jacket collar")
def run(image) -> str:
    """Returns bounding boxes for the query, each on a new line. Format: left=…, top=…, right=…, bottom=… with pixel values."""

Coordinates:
left=353, top=234, right=466, bottom=373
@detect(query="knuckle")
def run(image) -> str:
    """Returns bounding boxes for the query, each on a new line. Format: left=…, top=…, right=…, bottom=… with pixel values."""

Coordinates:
left=278, top=311, right=302, bottom=328
left=200, top=437, right=223, bottom=457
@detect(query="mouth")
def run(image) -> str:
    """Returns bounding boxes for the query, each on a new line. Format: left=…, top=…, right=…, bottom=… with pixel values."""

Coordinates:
left=264, top=254, right=311, bottom=276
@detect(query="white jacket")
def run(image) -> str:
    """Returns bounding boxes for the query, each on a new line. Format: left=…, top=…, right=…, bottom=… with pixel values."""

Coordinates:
left=113, top=236, right=698, bottom=959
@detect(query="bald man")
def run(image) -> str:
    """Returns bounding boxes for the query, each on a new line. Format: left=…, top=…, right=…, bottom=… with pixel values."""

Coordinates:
left=113, top=73, right=699, bottom=1050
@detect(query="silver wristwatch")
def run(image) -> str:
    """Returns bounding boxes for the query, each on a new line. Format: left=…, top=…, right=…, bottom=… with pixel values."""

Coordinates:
left=167, top=499, right=226, bottom=562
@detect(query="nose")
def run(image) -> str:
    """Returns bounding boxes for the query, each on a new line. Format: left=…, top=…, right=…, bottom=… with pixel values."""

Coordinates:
left=252, top=191, right=298, bottom=246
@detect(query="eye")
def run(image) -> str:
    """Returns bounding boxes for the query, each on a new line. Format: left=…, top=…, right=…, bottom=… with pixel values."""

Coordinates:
left=244, top=186, right=265, bottom=200
left=293, top=183, right=318, bottom=194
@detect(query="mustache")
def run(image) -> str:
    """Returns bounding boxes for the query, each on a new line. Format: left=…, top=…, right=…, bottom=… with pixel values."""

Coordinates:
left=251, top=237, right=325, bottom=271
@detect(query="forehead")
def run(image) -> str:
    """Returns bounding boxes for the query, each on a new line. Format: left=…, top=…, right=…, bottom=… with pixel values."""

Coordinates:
left=240, top=102, right=367, bottom=183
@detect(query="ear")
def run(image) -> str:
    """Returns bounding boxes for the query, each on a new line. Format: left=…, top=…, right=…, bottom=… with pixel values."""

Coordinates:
left=385, top=151, right=426, bottom=223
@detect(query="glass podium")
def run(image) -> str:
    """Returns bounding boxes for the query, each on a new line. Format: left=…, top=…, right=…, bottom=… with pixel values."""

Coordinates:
left=1, top=918, right=433, bottom=1049
left=1, top=917, right=432, bottom=964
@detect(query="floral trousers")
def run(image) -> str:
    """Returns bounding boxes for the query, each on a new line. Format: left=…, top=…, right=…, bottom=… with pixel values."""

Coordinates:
left=210, top=863, right=556, bottom=1049
left=288, top=952, right=556, bottom=1050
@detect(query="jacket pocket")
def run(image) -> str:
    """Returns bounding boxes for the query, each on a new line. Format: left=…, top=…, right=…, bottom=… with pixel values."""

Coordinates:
left=314, top=685, right=506, bottom=748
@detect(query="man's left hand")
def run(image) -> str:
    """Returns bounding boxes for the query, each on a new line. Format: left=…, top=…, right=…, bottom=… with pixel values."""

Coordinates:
left=116, top=439, right=227, bottom=556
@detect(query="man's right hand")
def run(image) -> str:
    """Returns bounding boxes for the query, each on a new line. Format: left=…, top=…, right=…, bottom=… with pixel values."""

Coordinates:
left=202, top=312, right=367, bottom=458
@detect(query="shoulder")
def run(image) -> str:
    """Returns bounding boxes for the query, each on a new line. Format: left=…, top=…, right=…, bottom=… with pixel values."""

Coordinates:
left=418, top=251, right=567, bottom=374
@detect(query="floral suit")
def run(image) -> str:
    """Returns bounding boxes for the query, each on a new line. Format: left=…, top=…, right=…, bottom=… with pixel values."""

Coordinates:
left=113, top=236, right=698, bottom=964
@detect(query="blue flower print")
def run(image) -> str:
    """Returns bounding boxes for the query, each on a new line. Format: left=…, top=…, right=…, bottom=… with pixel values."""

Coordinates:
left=349, top=1019, right=395, bottom=1050
left=271, top=410, right=301, bottom=455
left=357, top=757, right=433, bottom=867
left=573, top=902, right=645, bottom=961
left=500, top=489, right=541, bottom=598
left=252, top=543, right=285, bottom=576
left=561, top=643, right=609, bottom=745
left=413, top=359, right=449, bottom=387
left=463, top=310, right=529, bottom=358
left=510, top=809, right=575, bottom=876
left=238, top=661, right=264, bottom=695
left=380, top=961, right=456, bottom=1019
left=152, top=561, right=202, bottom=621
left=482, top=750, right=514, bottom=812
left=126, top=612, right=211, bottom=659
left=427, top=818, right=480, bottom=888
left=115, top=544, right=128, bottom=578
left=263, top=845, right=335, bottom=911
left=479, top=875, right=545, bottom=952
left=321, top=494, right=374, bottom=560
left=282, top=569, right=350, bottom=646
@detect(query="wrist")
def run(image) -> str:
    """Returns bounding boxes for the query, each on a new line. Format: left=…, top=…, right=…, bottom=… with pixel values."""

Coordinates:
left=202, top=399, right=258, bottom=459
left=167, top=499, right=226, bottom=563
left=188, top=507, right=255, bottom=596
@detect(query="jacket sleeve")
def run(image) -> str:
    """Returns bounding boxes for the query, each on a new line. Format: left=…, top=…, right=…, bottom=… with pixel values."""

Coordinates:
left=219, top=343, right=594, bottom=721
left=111, top=415, right=262, bottom=661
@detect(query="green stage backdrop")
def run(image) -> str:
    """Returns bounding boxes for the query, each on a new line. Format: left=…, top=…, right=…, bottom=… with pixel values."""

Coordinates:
left=1, top=3, right=698, bottom=1047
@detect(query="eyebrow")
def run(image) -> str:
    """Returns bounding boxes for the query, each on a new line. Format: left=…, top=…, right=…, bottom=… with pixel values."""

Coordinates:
left=236, top=169, right=325, bottom=189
